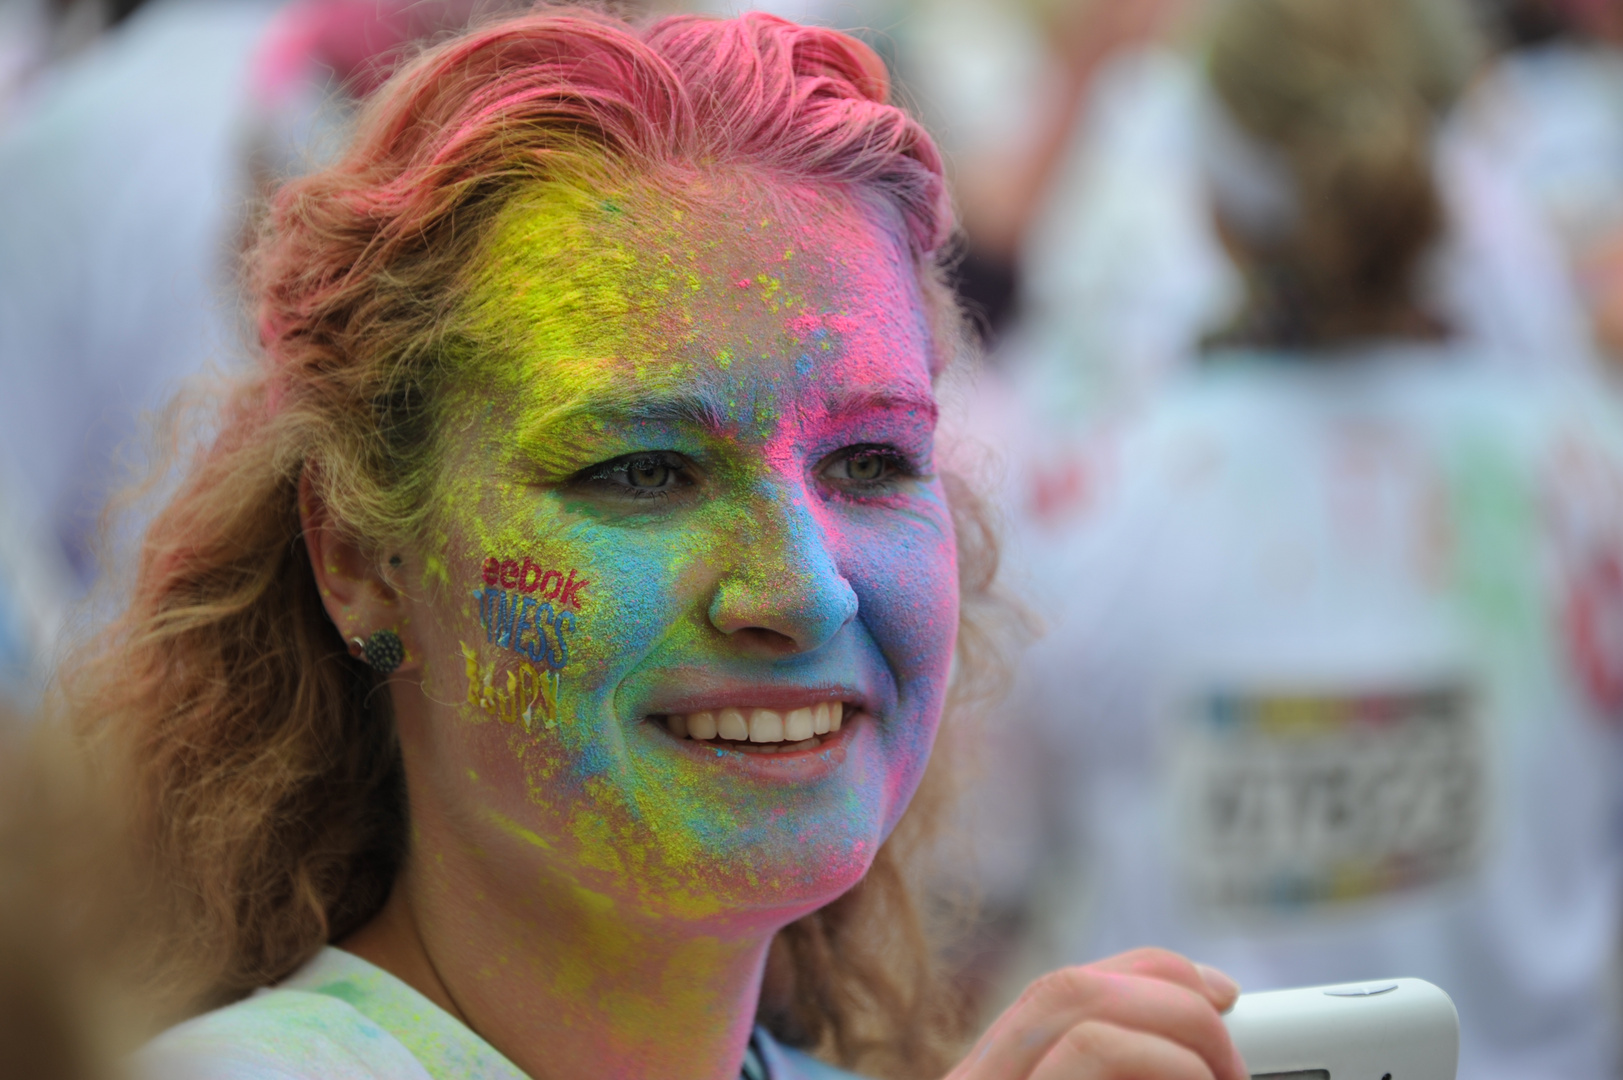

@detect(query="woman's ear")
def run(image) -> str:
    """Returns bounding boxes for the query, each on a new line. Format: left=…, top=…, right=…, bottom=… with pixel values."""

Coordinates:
left=298, top=468, right=421, bottom=673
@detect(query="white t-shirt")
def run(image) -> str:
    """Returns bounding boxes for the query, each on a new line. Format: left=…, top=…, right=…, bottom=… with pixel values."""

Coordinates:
left=137, top=947, right=857, bottom=1080
left=0, top=447, right=73, bottom=710
left=1462, top=41, right=1623, bottom=265
left=0, top=0, right=276, bottom=586
left=1002, top=46, right=1598, bottom=421
left=1011, top=347, right=1623, bottom=1080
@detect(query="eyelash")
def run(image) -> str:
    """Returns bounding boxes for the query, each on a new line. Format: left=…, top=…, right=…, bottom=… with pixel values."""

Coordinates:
left=578, top=452, right=691, bottom=500
left=825, top=444, right=920, bottom=491
left=569, top=444, right=922, bottom=501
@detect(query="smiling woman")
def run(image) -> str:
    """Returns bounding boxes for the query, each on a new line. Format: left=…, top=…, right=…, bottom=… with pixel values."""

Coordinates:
left=57, top=10, right=1246, bottom=1080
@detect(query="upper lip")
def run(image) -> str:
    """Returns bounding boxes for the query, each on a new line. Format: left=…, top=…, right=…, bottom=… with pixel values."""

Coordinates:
left=640, top=683, right=870, bottom=718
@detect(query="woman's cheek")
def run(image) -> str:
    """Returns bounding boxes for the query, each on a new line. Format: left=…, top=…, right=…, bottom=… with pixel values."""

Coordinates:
left=857, top=495, right=959, bottom=688
left=447, top=529, right=695, bottom=776
left=846, top=498, right=959, bottom=815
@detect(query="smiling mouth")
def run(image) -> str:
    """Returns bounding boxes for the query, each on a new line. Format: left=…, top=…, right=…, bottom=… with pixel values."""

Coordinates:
left=658, top=702, right=847, bottom=754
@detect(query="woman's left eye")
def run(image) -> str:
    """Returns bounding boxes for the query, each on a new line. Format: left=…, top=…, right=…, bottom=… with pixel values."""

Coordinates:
left=574, top=452, right=694, bottom=499
left=820, top=445, right=917, bottom=488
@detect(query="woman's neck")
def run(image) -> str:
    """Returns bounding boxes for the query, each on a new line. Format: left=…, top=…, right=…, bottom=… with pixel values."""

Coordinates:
left=341, top=838, right=774, bottom=1080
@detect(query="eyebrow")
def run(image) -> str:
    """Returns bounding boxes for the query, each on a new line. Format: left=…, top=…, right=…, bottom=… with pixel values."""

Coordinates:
left=520, top=393, right=730, bottom=437
left=594, top=395, right=732, bottom=430
left=822, top=388, right=939, bottom=426
left=527, top=387, right=937, bottom=438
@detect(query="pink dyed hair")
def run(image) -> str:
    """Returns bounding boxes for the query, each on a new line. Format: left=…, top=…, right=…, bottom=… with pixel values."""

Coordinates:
left=75, top=9, right=985, bottom=1079
left=257, top=9, right=952, bottom=366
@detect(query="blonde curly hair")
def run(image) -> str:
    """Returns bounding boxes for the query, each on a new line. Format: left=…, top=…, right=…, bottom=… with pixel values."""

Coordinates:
left=60, top=9, right=1005, bottom=1078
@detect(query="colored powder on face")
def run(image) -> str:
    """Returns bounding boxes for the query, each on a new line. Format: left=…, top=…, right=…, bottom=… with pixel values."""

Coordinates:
left=400, top=171, right=959, bottom=991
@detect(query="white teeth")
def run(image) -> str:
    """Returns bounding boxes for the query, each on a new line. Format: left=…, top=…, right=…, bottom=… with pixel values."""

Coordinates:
left=749, top=709, right=784, bottom=742
left=717, top=707, right=749, bottom=741
left=661, top=702, right=852, bottom=749
left=687, top=711, right=717, bottom=740
left=784, top=707, right=815, bottom=742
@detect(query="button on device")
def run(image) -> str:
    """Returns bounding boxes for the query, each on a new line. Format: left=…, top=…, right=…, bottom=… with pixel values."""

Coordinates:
left=1323, top=982, right=1400, bottom=997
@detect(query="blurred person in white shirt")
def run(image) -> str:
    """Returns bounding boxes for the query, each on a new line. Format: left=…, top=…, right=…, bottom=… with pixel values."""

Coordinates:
left=1001, top=1, right=1623, bottom=1078
left=0, top=455, right=75, bottom=725
left=1459, top=0, right=1623, bottom=367
left=0, top=0, right=282, bottom=593
left=993, top=0, right=1596, bottom=424
left=0, top=0, right=495, bottom=698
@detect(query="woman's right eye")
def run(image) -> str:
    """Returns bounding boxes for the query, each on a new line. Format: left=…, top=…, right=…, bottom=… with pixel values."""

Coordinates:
left=626, top=456, right=673, bottom=489
left=571, top=451, right=694, bottom=500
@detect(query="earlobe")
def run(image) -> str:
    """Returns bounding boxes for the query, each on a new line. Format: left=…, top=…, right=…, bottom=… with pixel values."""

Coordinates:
left=354, top=629, right=407, bottom=674
left=298, top=468, right=420, bottom=674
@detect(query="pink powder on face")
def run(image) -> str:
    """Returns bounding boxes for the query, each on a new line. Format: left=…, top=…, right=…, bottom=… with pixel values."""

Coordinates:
left=416, top=186, right=957, bottom=940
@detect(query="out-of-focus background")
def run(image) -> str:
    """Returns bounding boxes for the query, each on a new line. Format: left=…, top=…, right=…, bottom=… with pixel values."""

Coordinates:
left=7, top=0, right=1623, bottom=1077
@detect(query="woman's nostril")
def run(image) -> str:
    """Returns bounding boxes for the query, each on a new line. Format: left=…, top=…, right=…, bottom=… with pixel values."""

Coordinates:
left=730, top=626, right=801, bottom=654
left=707, top=571, right=856, bottom=651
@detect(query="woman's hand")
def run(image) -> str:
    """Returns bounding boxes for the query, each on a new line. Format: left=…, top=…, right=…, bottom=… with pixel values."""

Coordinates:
left=948, top=948, right=1248, bottom=1080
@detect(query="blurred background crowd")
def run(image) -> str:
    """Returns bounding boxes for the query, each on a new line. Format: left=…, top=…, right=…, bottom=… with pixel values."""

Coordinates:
left=7, top=0, right=1623, bottom=1077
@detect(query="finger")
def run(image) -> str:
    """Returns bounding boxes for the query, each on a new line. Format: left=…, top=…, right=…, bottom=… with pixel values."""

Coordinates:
left=950, top=963, right=1244, bottom=1080
left=1031, top=1019, right=1215, bottom=1080
left=1059, top=967, right=1245, bottom=1080
left=948, top=950, right=1239, bottom=1080
left=1088, top=948, right=1242, bottom=1012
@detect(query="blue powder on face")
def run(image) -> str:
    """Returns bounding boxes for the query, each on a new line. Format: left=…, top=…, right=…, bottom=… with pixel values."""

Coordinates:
left=577, top=740, right=614, bottom=777
left=438, top=189, right=958, bottom=919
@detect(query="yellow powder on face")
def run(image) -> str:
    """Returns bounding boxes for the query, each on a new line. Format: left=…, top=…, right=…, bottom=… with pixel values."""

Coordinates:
left=419, top=176, right=940, bottom=971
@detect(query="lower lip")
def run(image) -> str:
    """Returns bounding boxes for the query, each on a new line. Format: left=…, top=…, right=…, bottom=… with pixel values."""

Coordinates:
left=654, top=713, right=864, bottom=780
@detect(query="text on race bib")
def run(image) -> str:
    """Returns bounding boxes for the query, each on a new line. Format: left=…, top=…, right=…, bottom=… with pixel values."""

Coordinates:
left=1169, top=681, right=1486, bottom=915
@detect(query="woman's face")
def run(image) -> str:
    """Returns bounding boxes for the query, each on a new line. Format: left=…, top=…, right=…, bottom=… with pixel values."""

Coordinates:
left=398, top=183, right=958, bottom=933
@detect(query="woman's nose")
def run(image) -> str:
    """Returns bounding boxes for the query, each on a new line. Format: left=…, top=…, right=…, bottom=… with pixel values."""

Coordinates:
left=707, top=489, right=858, bottom=656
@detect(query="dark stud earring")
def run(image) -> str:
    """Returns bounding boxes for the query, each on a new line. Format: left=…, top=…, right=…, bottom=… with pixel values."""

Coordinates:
left=354, top=628, right=405, bottom=674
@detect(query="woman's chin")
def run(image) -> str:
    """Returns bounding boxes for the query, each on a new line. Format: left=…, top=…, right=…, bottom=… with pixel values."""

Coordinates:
left=465, top=709, right=907, bottom=927
left=621, top=764, right=892, bottom=928
left=657, top=844, right=878, bottom=933
left=653, top=812, right=887, bottom=924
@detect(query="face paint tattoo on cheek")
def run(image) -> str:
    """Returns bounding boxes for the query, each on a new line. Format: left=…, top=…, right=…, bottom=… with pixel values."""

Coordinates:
left=463, top=554, right=587, bottom=733
left=461, top=641, right=561, bottom=732
left=482, top=555, right=591, bottom=609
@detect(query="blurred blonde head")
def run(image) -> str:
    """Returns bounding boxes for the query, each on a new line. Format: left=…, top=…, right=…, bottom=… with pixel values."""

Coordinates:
left=1203, top=0, right=1484, bottom=345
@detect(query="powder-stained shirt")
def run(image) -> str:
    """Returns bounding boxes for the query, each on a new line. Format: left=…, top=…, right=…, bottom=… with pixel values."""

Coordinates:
left=1010, top=345, right=1623, bottom=1080
left=136, top=947, right=859, bottom=1080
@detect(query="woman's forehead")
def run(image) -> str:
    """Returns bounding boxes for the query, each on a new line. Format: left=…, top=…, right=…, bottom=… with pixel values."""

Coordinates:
left=461, top=178, right=934, bottom=409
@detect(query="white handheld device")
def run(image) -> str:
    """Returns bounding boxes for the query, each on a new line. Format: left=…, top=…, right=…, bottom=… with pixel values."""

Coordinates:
left=1222, top=978, right=1459, bottom=1080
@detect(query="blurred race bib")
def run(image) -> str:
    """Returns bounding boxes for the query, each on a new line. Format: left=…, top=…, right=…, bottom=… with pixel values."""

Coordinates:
left=1168, top=681, right=1487, bottom=915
